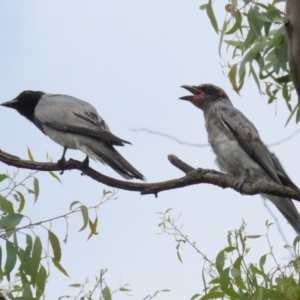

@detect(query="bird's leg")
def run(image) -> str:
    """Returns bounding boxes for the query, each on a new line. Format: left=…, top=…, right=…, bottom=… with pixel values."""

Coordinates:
left=81, top=156, right=89, bottom=175
left=234, top=170, right=249, bottom=195
left=58, top=147, right=68, bottom=175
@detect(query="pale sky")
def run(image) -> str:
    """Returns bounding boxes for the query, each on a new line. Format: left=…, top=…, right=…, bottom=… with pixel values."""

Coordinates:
left=0, top=1, right=299, bottom=299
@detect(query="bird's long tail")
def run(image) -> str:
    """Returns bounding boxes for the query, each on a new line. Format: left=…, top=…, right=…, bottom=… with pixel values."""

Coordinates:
left=86, top=142, right=145, bottom=181
left=264, top=194, right=300, bottom=235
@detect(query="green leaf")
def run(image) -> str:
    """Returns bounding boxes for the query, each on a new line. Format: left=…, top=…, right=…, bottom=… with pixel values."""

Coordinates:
left=282, top=83, right=291, bottom=102
left=78, top=205, right=89, bottom=231
left=225, top=10, right=242, bottom=35
left=249, top=63, right=261, bottom=93
left=243, top=29, right=256, bottom=51
left=69, top=283, right=81, bottom=287
left=19, top=235, right=33, bottom=275
left=102, top=286, right=112, bottom=300
left=14, top=297, right=37, bottom=300
left=276, top=41, right=288, bottom=71
left=246, top=235, right=261, bottom=239
left=27, top=147, right=34, bottom=161
left=30, top=237, right=42, bottom=285
left=218, top=18, right=227, bottom=57
left=259, top=254, right=267, bottom=272
left=4, top=241, right=17, bottom=279
left=17, top=191, right=25, bottom=213
left=36, top=265, right=47, bottom=299
left=296, top=107, right=300, bottom=123
left=200, top=292, right=224, bottom=300
left=216, top=250, right=224, bottom=273
left=206, top=0, right=218, bottom=34
left=52, top=259, right=69, bottom=277
left=220, top=267, right=230, bottom=289
left=0, top=195, right=14, bottom=214
left=33, top=177, right=39, bottom=203
left=232, top=261, right=247, bottom=290
left=285, top=104, right=297, bottom=126
left=224, top=246, right=236, bottom=253
left=293, top=235, right=300, bottom=248
left=274, top=74, right=292, bottom=84
left=101, top=286, right=112, bottom=300
left=247, top=6, right=263, bottom=38
left=21, top=282, right=34, bottom=298
left=0, top=174, right=8, bottom=182
left=48, top=171, right=62, bottom=184
left=222, top=286, right=240, bottom=298
left=177, top=250, right=183, bottom=263
left=263, top=289, right=286, bottom=299
left=224, top=40, right=243, bottom=48
left=199, top=4, right=207, bottom=10
left=87, top=217, right=98, bottom=241
left=48, top=230, right=61, bottom=262
left=120, top=286, right=132, bottom=292
left=1, top=213, right=23, bottom=237
left=254, top=11, right=271, bottom=23
left=70, top=200, right=80, bottom=210
left=228, top=64, right=238, bottom=92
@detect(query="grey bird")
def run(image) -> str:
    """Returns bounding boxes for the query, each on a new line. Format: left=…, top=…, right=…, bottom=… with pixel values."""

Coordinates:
left=1, top=91, right=145, bottom=180
left=180, top=83, right=300, bottom=235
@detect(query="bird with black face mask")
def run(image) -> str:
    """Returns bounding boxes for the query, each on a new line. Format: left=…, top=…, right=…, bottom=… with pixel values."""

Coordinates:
left=180, top=83, right=300, bottom=235
left=1, top=91, right=145, bottom=181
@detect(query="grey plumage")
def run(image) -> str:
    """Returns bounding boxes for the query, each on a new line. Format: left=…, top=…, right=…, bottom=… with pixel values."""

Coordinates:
left=180, top=83, right=300, bottom=235
left=1, top=91, right=145, bottom=180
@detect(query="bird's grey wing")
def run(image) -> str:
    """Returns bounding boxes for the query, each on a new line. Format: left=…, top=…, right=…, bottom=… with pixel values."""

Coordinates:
left=216, top=106, right=280, bottom=184
left=270, top=153, right=300, bottom=191
left=34, top=94, right=130, bottom=146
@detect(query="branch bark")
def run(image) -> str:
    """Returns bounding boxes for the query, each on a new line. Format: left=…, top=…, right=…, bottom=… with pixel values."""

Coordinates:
left=285, top=0, right=300, bottom=99
left=1, top=149, right=300, bottom=201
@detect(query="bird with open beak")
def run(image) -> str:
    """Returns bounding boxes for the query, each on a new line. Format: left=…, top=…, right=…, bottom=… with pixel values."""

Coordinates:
left=180, top=83, right=300, bottom=235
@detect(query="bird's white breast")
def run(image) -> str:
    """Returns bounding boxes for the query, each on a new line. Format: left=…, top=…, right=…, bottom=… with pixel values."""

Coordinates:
left=210, top=132, right=265, bottom=181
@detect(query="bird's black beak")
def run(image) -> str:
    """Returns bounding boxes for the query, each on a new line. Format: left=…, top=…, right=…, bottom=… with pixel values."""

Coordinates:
left=1, top=98, right=18, bottom=108
left=179, top=85, right=203, bottom=101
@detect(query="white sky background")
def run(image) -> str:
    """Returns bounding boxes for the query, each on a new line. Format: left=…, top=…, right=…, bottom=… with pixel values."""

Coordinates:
left=0, top=1, right=300, bottom=299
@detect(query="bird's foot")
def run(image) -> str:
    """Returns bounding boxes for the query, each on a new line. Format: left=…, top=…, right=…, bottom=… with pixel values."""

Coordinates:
left=57, top=158, right=66, bottom=175
left=234, top=170, right=249, bottom=195
left=80, top=156, right=89, bottom=175
left=233, top=179, right=246, bottom=195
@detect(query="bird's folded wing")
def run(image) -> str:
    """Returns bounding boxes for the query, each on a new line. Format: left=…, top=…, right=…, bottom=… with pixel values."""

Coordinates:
left=270, top=153, right=300, bottom=191
left=34, top=94, right=130, bottom=146
left=217, top=106, right=280, bottom=184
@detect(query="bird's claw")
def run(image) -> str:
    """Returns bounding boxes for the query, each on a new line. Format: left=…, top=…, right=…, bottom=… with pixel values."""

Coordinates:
left=57, top=158, right=66, bottom=175
left=81, top=156, right=89, bottom=175
left=234, top=180, right=245, bottom=195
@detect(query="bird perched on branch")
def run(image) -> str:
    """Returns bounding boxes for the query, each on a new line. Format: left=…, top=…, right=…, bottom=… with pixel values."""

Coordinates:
left=1, top=91, right=145, bottom=180
left=180, top=83, right=300, bottom=235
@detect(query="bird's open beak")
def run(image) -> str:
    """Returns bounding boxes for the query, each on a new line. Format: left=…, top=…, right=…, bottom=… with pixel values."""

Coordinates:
left=179, top=85, right=203, bottom=101
left=1, top=98, right=18, bottom=108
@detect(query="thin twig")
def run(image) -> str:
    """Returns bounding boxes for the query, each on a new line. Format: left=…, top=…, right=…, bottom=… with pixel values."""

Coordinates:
left=131, top=127, right=300, bottom=148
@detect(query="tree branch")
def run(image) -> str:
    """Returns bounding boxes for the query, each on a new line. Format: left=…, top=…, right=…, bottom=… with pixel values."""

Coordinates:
left=285, top=0, right=300, bottom=100
left=1, top=149, right=300, bottom=200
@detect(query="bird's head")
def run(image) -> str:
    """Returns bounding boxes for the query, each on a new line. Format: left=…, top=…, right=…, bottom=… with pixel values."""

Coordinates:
left=179, top=83, right=231, bottom=110
left=1, top=90, right=44, bottom=121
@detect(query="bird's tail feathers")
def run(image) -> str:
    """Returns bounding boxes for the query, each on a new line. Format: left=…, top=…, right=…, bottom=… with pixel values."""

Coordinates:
left=265, top=194, right=300, bottom=235
left=87, top=142, right=145, bottom=181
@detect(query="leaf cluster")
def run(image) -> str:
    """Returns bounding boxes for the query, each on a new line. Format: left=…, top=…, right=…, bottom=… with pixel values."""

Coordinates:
left=201, top=0, right=300, bottom=122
